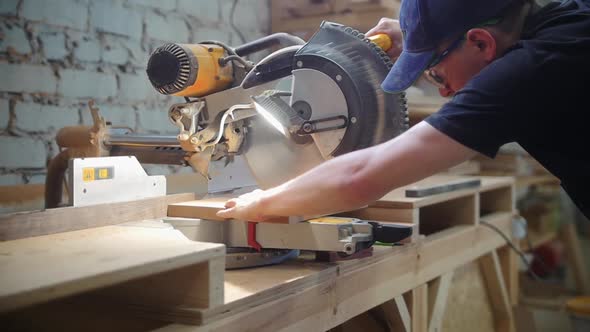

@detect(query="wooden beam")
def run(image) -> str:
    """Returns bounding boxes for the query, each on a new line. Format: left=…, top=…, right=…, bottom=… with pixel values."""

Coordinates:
left=377, top=295, right=411, bottom=332
left=427, top=271, right=453, bottom=332
left=0, top=193, right=196, bottom=241
left=497, top=245, right=519, bottom=306
left=404, top=284, right=428, bottom=332
left=478, top=250, right=515, bottom=332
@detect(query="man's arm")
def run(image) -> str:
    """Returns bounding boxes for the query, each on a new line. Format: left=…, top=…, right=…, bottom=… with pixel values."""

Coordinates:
left=216, top=122, right=477, bottom=221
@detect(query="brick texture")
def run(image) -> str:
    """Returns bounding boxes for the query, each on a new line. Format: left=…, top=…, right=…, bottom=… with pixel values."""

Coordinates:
left=0, top=136, right=47, bottom=168
left=0, top=63, right=58, bottom=94
left=21, top=0, right=88, bottom=30
left=90, top=1, right=142, bottom=39
left=0, top=0, right=270, bottom=184
left=15, top=102, right=80, bottom=132
left=0, top=25, right=32, bottom=54
left=40, top=32, right=69, bottom=60
left=58, top=69, right=117, bottom=99
left=0, top=99, right=9, bottom=130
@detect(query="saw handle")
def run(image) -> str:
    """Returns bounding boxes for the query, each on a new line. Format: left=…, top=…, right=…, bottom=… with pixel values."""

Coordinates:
left=368, top=33, right=393, bottom=52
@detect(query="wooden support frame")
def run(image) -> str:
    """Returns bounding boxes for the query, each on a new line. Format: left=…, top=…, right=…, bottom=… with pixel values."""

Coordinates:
left=1, top=175, right=517, bottom=331
left=149, top=213, right=514, bottom=330
left=478, top=250, right=516, bottom=332
left=427, top=271, right=453, bottom=332
left=405, top=284, right=428, bottom=332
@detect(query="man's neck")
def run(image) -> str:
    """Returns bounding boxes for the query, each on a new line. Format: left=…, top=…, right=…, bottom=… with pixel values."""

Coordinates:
left=495, top=1, right=534, bottom=55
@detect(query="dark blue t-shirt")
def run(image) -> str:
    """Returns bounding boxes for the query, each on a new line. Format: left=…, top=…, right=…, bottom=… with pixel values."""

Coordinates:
left=425, top=0, right=590, bottom=217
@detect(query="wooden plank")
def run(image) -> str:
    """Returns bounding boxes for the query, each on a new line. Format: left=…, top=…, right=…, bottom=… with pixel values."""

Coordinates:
left=145, top=212, right=514, bottom=327
left=337, top=206, right=418, bottom=224
left=419, top=194, right=478, bottom=235
left=168, top=198, right=292, bottom=224
left=404, top=284, right=428, bottom=332
left=0, top=193, right=196, bottom=241
left=478, top=251, right=515, bottom=332
left=497, top=246, right=519, bottom=306
left=479, top=185, right=515, bottom=216
left=0, top=224, right=225, bottom=312
left=374, top=176, right=513, bottom=209
left=0, top=184, right=46, bottom=214
left=405, top=178, right=481, bottom=198
left=427, top=271, right=453, bottom=332
left=377, top=295, right=411, bottom=332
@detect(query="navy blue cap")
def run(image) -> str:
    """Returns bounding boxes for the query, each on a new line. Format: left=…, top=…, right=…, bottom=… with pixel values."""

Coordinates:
left=382, top=0, right=514, bottom=93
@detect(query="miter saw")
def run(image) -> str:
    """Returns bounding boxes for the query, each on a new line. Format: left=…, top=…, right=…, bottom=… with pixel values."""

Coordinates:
left=46, top=22, right=411, bottom=268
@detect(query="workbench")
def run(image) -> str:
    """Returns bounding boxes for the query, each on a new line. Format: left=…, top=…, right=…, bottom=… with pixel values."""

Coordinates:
left=0, top=175, right=519, bottom=332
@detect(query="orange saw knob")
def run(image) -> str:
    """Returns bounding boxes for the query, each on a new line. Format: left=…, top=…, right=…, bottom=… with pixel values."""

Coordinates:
left=146, top=43, right=234, bottom=98
left=368, top=34, right=392, bottom=52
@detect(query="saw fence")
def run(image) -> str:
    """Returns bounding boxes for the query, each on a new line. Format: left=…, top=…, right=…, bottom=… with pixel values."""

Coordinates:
left=0, top=175, right=519, bottom=332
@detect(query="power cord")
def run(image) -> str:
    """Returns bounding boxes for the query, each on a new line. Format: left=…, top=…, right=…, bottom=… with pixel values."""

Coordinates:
left=480, top=219, right=546, bottom=281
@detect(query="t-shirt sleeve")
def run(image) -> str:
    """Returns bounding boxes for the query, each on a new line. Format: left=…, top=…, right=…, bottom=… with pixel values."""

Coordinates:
left=424, top=49, right=534, bottom=158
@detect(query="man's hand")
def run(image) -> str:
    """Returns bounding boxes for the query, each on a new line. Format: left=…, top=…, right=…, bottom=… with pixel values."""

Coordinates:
left=216, top=189, right=270, bottom=222
left=366, top=18, right=403, bottom=60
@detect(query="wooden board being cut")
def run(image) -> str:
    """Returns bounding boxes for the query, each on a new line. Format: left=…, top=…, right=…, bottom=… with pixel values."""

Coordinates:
left=168, top=197, right=293, bottom=223
left=0, top=223, right=225, bottom=313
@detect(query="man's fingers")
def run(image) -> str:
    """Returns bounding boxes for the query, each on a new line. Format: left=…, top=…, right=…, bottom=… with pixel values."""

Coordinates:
left=224, top=199, right=237, bottom=208
left=216, top=207, right=235, bottom=218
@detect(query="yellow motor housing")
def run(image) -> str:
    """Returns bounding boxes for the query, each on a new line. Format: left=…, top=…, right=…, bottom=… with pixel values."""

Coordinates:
left=146, top=43, right=234, bottom=98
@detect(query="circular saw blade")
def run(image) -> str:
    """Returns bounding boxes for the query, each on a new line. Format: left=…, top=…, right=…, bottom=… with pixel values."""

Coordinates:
left=242, top=114, right=325, bottom=189
left=242, top=22, right=408, bottom=189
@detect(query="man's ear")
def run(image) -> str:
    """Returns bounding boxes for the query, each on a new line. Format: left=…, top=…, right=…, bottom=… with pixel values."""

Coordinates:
left=466, top=28, right=497, bottom=62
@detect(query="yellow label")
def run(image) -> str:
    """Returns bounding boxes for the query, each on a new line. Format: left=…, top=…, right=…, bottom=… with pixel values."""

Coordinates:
left=98, top=168, right=109, bottom=179
left=82, top=168, right=95, bottom=182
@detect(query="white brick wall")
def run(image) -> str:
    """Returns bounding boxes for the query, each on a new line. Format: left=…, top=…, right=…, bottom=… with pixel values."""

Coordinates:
left=81, top=105, right=137, bottom=129
left=145, top=12, right=189, bottom=42
left=178, top=1, right=220, bottom=23
left=0, top=99, right=9, bottom=130
left=21, top=0, right=88, bottom=30
left=0, top=0, right=270, bottom=184
left=0, top=173, right=24, bottom=186
left=90, top=1, right=142, bottom=39
left=40, top=32, right=68, bottom=60
left=128, top=0, right=176, bottom=11
left=58, top=69, right=118, bottom=99
left=0, top=25, right=32, bottom=54
left=0, top=136, right=47, bottom=168
left=0, top=63, right=58, bottom=94
left=15, top=102, right=81, bottom=132
left=73, top=37, right=102, bottom=63
left=137, top=107, right=177, bottom=134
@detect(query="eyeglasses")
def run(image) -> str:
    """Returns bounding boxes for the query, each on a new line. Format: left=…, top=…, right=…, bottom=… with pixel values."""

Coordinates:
left=423, top=35, right=465, bottom=89
left=423, top=17, right=503, bottom=89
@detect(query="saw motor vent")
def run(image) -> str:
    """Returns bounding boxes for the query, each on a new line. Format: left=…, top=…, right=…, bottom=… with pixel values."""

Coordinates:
left=147, top=43, right=197, bottom=95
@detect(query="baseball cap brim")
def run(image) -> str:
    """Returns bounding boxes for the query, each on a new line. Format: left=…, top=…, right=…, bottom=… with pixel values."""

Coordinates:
left=381, top=49, right=435, bottom=93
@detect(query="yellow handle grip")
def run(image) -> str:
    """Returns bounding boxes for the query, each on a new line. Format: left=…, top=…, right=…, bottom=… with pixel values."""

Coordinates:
left=368, top=34, right=392, bottom=52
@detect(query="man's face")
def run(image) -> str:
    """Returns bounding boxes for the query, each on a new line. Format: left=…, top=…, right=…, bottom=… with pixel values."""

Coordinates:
left=428, top=29, right=498, bottom=97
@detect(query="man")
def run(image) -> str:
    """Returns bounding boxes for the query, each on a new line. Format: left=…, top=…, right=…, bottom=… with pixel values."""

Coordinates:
left=217, top=0, right=590, bottom=221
